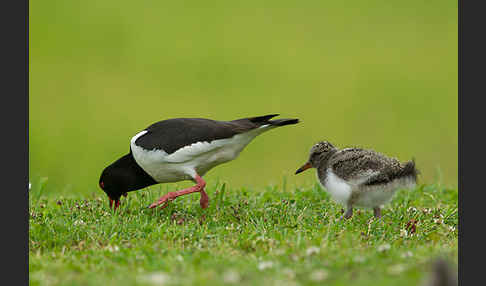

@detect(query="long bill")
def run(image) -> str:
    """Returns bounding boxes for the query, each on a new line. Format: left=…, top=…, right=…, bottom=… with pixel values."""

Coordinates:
left=295, top=162, right=312, bottom=174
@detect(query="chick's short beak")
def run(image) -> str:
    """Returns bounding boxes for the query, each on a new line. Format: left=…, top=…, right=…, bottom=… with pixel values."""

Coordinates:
left=295, top=162, right=312, bottom=174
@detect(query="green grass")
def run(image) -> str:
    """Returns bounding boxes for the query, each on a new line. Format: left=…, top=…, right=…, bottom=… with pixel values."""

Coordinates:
left=29, top=181, right=457, bottom=286
left=29, top=1, right=458, bottom=284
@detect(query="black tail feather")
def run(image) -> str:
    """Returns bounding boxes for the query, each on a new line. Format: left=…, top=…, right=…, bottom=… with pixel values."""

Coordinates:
left=268, top=118, right=300, bottom=126
left=402, top=159, right=419, bottom=181
left=247, top=114, right=280, bottom=123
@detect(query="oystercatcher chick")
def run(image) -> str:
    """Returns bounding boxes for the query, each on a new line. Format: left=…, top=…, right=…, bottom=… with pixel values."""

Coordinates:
left=295, top=141, right=418, bottom=219
left=99, top=114, right=299, bottom=210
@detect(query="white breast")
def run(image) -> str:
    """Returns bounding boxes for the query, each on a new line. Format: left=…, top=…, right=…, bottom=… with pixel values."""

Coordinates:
left=130, top=125, right=273, bottom=183
left=320, top=170, right=352, bottom=206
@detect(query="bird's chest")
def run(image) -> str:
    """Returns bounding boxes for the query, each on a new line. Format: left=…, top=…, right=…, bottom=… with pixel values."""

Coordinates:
left=319, top=170, right=353, bottom=205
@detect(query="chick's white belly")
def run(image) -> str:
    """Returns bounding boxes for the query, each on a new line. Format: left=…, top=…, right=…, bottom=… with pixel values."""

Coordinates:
left=322, top=177, right=398, bottom=208
left=353, top=176, right=416, bottom=207
left=320, top=171, right=352, bottom=206
left=353, top=188, right=398, bottom=208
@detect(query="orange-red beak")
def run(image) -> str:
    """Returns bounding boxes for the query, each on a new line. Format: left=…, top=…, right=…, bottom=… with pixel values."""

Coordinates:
left=295, top=162, right=312, bottom=174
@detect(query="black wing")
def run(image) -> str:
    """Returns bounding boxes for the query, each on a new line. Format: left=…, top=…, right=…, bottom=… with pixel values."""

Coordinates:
left=133, top=114, right=298, bottom=154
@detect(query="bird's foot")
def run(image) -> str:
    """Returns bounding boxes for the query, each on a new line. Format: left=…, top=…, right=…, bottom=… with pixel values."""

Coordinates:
left=340, top=208, right=353, bottom=220
left=148, top=189, right=209, bottom=209
left=148, top=192, right=176, bottom=209
left=148, top=174, right=208, bottom=210
left=373, top=207, right=382, bottom=219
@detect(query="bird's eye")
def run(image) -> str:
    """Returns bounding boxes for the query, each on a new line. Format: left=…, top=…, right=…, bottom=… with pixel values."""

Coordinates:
left=99, top=181, right=104, bottom=189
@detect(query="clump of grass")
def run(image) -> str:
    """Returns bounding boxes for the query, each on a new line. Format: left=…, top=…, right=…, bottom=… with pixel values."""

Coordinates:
left=29, top=182, right=457, bottom=286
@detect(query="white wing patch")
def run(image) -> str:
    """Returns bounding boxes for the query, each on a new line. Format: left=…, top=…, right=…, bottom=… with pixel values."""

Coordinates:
left=166, top=140, right=229, bottom=163
left=165, top=124, right=272, bottom=163
left=129, top=124, right=274, bottom=183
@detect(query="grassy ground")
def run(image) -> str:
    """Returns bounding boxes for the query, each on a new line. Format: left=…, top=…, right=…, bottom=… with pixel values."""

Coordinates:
left=29, top=181, right=457, bottom=286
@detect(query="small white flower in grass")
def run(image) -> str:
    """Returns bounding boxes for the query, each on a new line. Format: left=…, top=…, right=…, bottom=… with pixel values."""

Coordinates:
left=306, top=246, right=320, bottom=256
left=433, top=218, right=443, bottom=224
left=400, top=229, right=408, bottom=238
left=223, top=270, right=241, bottom=284
left=377, top=243, right=391, bottom=252
left=258, top=261, right=274, bottom=270
left=407, top=207, right=418, bottom=213
left=106, top=245, right=119, bottom=252
left=401, top=251, right=413, bottom=258
left=139, top=272, right=170, bottom=285
left=74, top=219, right=86, bottom=226
left=310, top=269, right=329, bottom=282
left=448, top=225, right=456, bottom=232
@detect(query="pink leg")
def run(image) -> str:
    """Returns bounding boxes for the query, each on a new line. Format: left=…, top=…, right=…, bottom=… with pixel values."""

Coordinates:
left=148, top=174, right=209, bottom=209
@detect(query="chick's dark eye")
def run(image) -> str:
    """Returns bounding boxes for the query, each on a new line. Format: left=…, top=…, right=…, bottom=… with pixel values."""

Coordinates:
left=99, top=181, right=104, bottom=189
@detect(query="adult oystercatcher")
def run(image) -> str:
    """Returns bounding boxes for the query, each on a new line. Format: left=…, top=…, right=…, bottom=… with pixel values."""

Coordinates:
left=99, top=114, right=299, bottom=210
left=295, top=141, right=418, bottom=219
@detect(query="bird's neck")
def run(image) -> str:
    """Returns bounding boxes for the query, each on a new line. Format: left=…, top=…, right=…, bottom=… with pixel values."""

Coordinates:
left=117, top=153, right=158, bottom=192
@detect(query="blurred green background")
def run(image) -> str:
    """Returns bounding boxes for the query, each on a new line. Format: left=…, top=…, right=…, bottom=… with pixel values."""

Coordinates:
left=29, top=0, right=457, bottom=196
